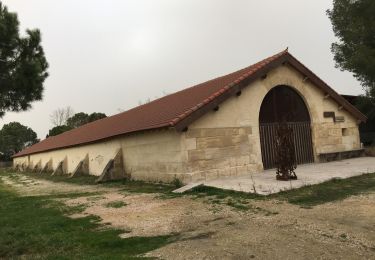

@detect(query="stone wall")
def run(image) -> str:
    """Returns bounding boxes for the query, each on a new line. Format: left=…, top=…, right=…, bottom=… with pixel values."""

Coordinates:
left=14, top=129, right=187, bottom=183
left=120, top=129, right=185, bottom=182
left=312, top=98, right=361, bottom=154
left=181, top=127, right=262, bottom=182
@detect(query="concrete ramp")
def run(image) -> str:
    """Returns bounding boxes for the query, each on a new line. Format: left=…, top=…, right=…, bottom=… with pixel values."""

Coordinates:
left=173, top=182, right=204, bottom=193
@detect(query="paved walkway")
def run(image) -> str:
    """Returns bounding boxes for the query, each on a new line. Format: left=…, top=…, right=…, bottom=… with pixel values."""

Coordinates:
left=178, top=157, right=375, bottom=195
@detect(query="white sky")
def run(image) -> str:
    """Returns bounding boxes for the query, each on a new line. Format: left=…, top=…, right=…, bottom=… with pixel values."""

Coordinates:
left=1, top=0, right=363, bottom=138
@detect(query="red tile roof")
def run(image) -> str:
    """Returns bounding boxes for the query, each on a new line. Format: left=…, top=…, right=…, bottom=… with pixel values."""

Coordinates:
left=14, top=50, right=366, bottom=157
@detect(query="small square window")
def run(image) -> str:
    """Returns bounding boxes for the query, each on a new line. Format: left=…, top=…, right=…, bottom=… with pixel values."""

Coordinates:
left=342, top=128, right=349, bottom=136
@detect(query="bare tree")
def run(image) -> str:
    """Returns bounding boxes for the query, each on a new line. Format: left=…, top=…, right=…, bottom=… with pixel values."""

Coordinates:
left=50, top=106, right=74, bottom=126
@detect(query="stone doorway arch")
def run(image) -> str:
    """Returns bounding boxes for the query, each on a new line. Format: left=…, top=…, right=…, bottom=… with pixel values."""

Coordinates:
left=259, top=85, right=314, bottom=169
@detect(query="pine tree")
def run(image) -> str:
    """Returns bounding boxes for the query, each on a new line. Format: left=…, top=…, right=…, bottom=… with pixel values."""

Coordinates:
left=0, top=2, right=49, bottom=117
left=327, top=0, right=375, bottom=96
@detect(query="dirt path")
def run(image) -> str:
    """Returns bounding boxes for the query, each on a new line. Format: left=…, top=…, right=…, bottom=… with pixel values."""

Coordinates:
left=0, top=173, right=113, bottom=196
left=149, top=196, right=375, bottom=259
left=2, top=172, right=375, bottom=259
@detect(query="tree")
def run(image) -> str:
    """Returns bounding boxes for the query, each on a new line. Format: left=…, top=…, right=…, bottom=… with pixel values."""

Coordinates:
left=50, top=106, right=74, bottom=126
left=47, top=111, right=107, bottom=137
left=356, top=95, right=375, bottom=145
left=88, top=112, right=106, bottom=122
left=0, top=122, right=39, bottom=160
left=46, top=125, right=73, bottom=137
left=66, top=112, right=107, bottom=128
left=67, top=112, right=89, bottom=128
left=327, top=0, right=375, bottom=97
left=0, top=2, right=49, bottom=117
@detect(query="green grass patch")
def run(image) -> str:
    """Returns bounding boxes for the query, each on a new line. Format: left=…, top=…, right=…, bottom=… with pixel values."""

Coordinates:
left=171, top=176, right=183, bottom=188
left=28, top=171, right=98, bottom=185
left=186, top=172, right=375, bottom=207
left=272, top=173, right=375, bottom=206
left=0, top=179, right=174, bottom=259
left=87, top=195, right=106, bottom=202
left=226, top=199, right=250, bottom=211
left=115, top=180, right=175, bottom=194
left=42, top=191, right=104, bottom=200
left=3, top=170, right=176, bottom=194
left=64, top=203, right=89, bottom=214
left=187, top=185, right=263, bottom=200
left=5, top=169, right=375, bottom=208
left=105, top=201, right=127, bottom=208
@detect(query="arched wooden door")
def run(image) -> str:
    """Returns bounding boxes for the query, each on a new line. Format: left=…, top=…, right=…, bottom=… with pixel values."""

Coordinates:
left=259, top=85, right=314, bottom=169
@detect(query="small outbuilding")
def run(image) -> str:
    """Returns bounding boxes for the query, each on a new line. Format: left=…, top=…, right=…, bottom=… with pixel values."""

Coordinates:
left=13, top=50, right=367, bottom=183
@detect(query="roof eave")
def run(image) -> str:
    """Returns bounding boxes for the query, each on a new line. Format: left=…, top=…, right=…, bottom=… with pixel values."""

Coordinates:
left=12, top=125, right=174, bottom=158
left=285, top=53, right=367, bottom=123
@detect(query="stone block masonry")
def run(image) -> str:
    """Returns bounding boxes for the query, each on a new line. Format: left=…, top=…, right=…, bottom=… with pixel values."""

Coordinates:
left=183, top=127, right=262, bottom=182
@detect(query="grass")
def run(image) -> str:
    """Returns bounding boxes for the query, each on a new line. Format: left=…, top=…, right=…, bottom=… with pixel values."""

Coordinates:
left=273, top=173, right=375, bottom=206
left=226, top=199, right=250, bottom=211
left=63, top=203, right=89, bottom=214
left=26, top=171, right=98, bottom=185
left=171, top=176, right=183, bottom=188
left=116, top=180, right=175, bottom=194
left=0, top=178, right=174, bottom=259
left=87, top=195, right=106, bottom=201
left=188, top=185, right=262, bottom=200
left=4, top=168, right=375, bottom=208
left=105, top=201, right=127, bottom=208
left=186, top=172, right=375, bottom=207
left=6, top=169, right=176, bottom=194
left=194, top=188, right=277, bottom=213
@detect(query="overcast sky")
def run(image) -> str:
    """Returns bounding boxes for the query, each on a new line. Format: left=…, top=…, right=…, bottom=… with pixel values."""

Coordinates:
left=1, top=0, right=364, bottom=138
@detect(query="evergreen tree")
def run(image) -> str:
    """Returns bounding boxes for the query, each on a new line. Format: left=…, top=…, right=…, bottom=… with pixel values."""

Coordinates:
left=66, top=112, right=107, bottom=129
left=327, top=0, right=375, bottom=96
left=0, top=2, right=49, bottom=117
left=47, top=112, right=107, bottom=137
left=66, top=112, right=89, bottom=128
left=0, top=122, right=38, bottom=160
left=46, top=125, right=73, bottom=137
left=88, top=112, right=106, bottom=123
left=328, top=0, right=375, bottom=145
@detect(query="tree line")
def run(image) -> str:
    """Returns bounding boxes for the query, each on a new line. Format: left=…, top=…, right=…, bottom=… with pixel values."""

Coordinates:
left=47, top=106, right=106, bottom=137
left=0, top=108, right=107, bottom=161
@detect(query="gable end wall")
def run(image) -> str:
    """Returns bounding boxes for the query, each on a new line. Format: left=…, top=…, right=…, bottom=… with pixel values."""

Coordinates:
left=181, top=64, right=360, bottom=181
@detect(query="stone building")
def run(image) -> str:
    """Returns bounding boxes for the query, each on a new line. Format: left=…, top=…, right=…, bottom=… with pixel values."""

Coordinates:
left=13, top=50, right=366, bottom=183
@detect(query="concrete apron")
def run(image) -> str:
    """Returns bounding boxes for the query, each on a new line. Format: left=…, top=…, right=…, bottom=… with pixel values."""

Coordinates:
left=174, top=157, right=375, bottom=195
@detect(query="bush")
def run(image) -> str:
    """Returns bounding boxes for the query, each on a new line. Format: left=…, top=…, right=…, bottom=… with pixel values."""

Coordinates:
left=172, top=176, right=183, bottom=188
